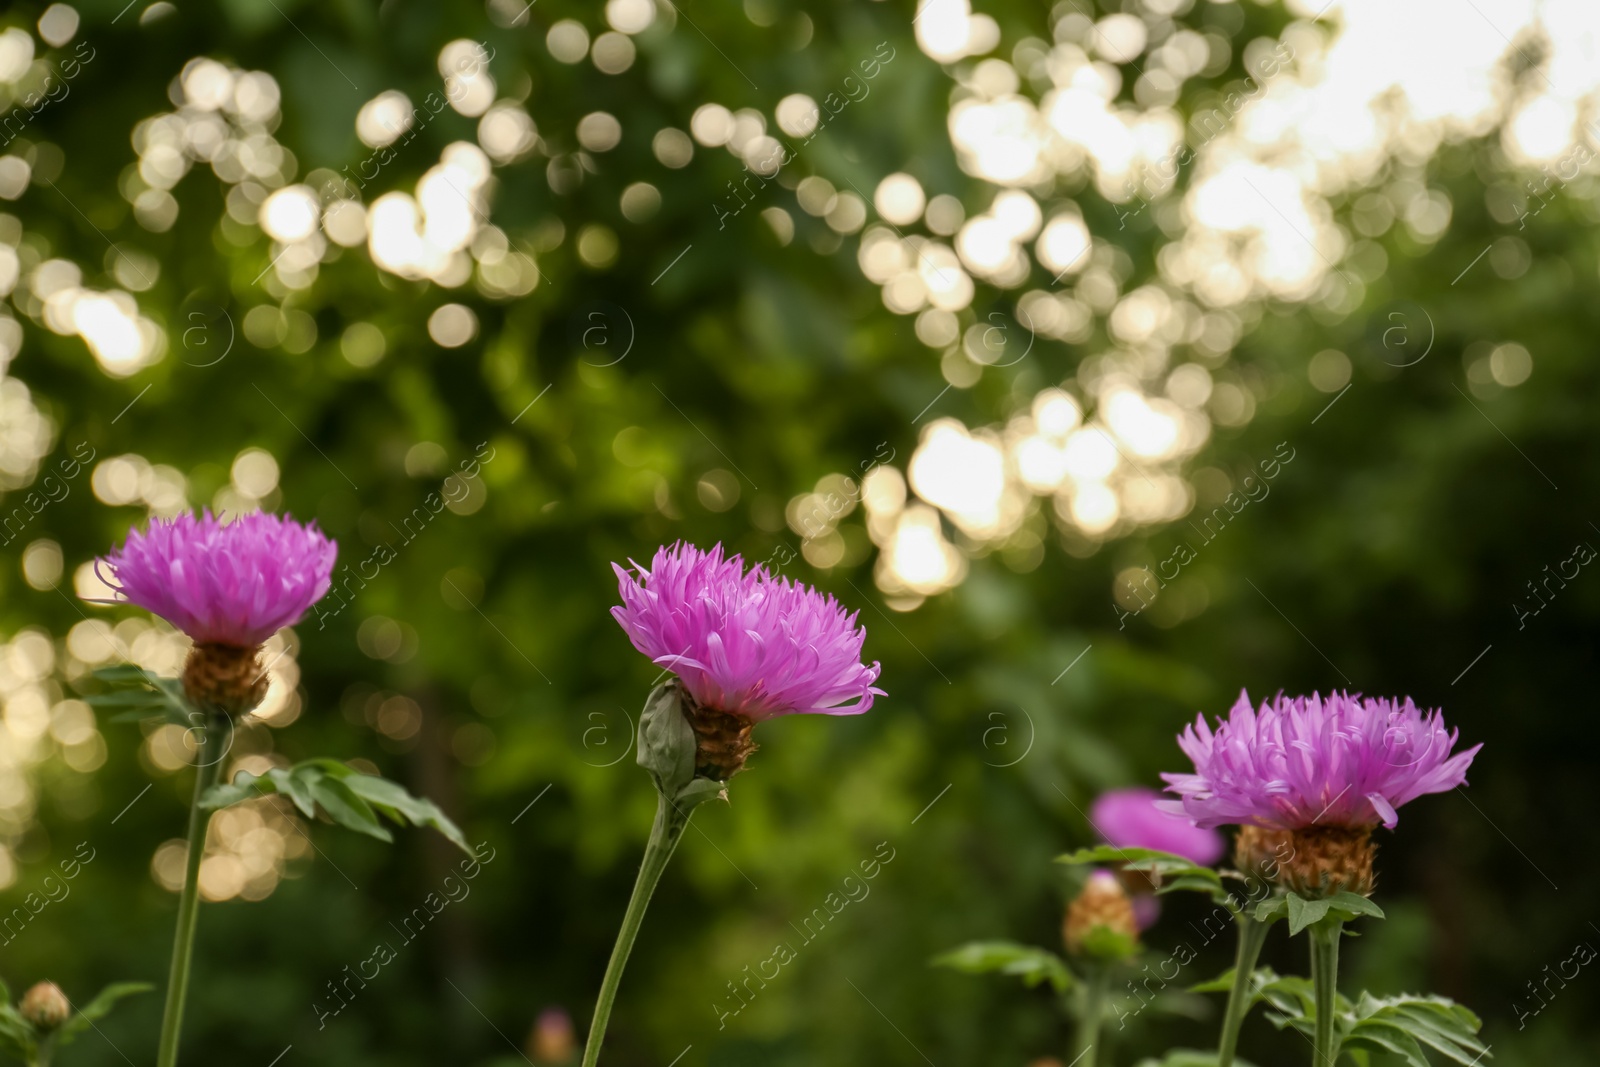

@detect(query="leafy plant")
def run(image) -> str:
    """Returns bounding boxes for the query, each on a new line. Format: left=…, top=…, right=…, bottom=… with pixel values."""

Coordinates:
left=202, top=758, right=471, bottom=854
left=932, top=940, right=1074, bottom=993
left=0, top=979, right=150, bottom=1067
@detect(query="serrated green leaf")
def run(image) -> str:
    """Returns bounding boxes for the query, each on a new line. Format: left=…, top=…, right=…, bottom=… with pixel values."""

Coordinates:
left=673, top=778, right=728, bottom=809
left=0, top=1004, right=28, bottom=1052
left=1343, top=994, right=1489, bottom=1065
left=89, top=666, right=197, bottom=726
left=91, top=665, right=155, bottom=682
left=932, top=940, right=1075, bottom=993
left=1286, top=892, right=1333, bottom=936
left=85, top=689, right=168, bottom=709
left=312, top=777, right=392, bottom=842
left=1254, top=896, right=1288, bottom=923
left=56, top=983, right=153, bottom=1045
left=1057, top=845, right=1231, bottom=904
left=1325, top=891, right=1386, bottom=921
left=340, top=771, right=469, bottom=853
left=202, top=759, right=469, bottom=853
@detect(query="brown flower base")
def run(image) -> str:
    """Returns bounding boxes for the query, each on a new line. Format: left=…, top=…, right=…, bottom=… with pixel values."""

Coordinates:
left=1280, top=825, right=1377, bottom=898
left=1063, top=873, right=1138, bottom=955
left=1235, top=825, right=1297, bottom=883
left=183, top=642, right=267, bottom=716
left=682, top=694, right=757, bottom=780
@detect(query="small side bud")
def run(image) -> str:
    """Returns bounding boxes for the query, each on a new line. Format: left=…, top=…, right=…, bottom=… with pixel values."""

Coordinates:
left=20, top=981, right=70, bottom=1031
left=1063, top=870, right=1139, bottom=960
left=635, top=682, right=733, bottom=810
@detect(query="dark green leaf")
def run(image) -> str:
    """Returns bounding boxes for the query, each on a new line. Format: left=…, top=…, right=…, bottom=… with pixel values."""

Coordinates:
left=1057, top=845, right=1230, bottom=905
left=311, top=776, right=392, bottom=842
left=56, top=982, right=153, bottom=1045
left=203, top=759, right=470, bottom=854
left=1325, top=891, right=1386, bottom=921
left=1286, top=892, right=1333, bottom=936
left=932, top=940, right=1075, bottom=993
left=1343, top=994, right=1489, bottom=1066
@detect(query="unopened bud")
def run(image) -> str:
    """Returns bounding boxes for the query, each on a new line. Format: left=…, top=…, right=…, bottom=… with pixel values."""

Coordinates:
left=1063, top=869, right=1139, bottom=958
left=20, top=982, right=70, bottom=1031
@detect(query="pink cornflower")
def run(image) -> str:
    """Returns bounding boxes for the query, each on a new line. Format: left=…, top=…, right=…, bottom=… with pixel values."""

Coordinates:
left=611, top=542, right=882, bottom=720
left=1160, top=690, right=1480, bottom=831
left=96, top=510, right=337, bottom=648
left=1092, top=787, right=1226, bottom=865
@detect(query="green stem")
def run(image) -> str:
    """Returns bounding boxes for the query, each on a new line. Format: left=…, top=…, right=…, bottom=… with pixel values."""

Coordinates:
left=580, top=793, right=692, bottom=1067
left=1072, top=964, right=1111, bottom=1067
left=1217, top=916, right=1272, bottom=1067
left=155, top=717, right=226, bottom=1067
left=1309, top=918, right=1344, bottom=1067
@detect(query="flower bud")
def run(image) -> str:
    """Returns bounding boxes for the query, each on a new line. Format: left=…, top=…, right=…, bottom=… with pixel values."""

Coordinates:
left=20, top=982, right=70, bottom=1031
left=1062, top=870, right=1139, bottom=958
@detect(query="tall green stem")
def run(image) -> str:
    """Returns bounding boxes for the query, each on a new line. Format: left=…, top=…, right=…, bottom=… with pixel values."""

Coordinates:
left=581, top=793, right=692, bottom=1067
left=1217, top=916, right=1272, bottom=1067
left=155, top=717, right=225, bottom=1067
left=1309, top=918, right=1344, bottom=1067
left=1073, top=964, right=1111, bottom=1067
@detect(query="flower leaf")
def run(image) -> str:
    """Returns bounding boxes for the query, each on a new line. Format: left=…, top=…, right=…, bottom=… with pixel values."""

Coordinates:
left=1254, top=896, right=1289, bottom=924
left=636, top=683, right=697, bottom=797
left=673, top=777, right=728, bottom=811
left=310, top=776, right=392, bottom=843
left=89, top=666, right=196, bottom=726
left=1191, top=966, right=1319, bottom=1020
left=1324, top=891, right=1386, bottom=922
left=1342, top=993, right=1489, bottom=1066
left=1285, top=892, right=1334, bottom=936
left=931, top=940, right=1075, bottom=993
left=56, top=983, right=154, bottom=1046
left=201, top=759, right=470, bottom=853
left=0, top=1004, right=31, bottom=1058
left=1056, top=845, right=1230, bottom=905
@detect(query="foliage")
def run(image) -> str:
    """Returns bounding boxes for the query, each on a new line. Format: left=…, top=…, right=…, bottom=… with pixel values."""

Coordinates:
left=0, top=980, right=150, bottom=1066
left=201, top=759, right=471, bottom=854
left=1200, top=967, right=1490, bottom=1067
left=932, top=940, right=1074, bottom=993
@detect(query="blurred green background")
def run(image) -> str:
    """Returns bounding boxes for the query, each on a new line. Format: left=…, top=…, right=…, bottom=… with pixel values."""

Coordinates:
left=0, top=0, right=1593, bottom=1064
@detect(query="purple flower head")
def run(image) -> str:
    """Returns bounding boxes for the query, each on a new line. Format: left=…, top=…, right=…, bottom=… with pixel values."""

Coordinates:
left=611, top=542, right=884, bottom=720
left=96, top=510, right=337, bottom=647
left=1160, top=690, right=1481, bottom=831
left=1091, top=787, right=1226, bottom=866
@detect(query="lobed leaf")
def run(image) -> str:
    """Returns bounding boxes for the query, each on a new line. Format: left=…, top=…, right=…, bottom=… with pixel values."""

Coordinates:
left=57, top=983, right=154, bottom=1046
left=201, top=759, right=471, bottom=854
left=1057, top=845, right=1230, bottom=905
left=932, top=940, right=1075, bottom=993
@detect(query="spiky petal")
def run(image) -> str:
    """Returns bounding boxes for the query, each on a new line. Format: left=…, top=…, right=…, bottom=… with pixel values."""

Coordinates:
left=1091, top=786, right=1226, bottom=865
left=95, top=510, right=337, bottom=648
left=610, top=542, right=883, bottom=721
left=1159, top=690, right=1480, bottom=831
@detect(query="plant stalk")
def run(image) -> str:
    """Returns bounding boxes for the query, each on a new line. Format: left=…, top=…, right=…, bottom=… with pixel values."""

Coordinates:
left=1073, top=964, right=1112, bottom=1067
left=1309, top=918, right=1345, bottom=1067
left=155, top=716, right=226, bottom=1067
left=1217, top=915, right=1272, bottom=1067
left=581, top=793, right=692, bottom=1067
